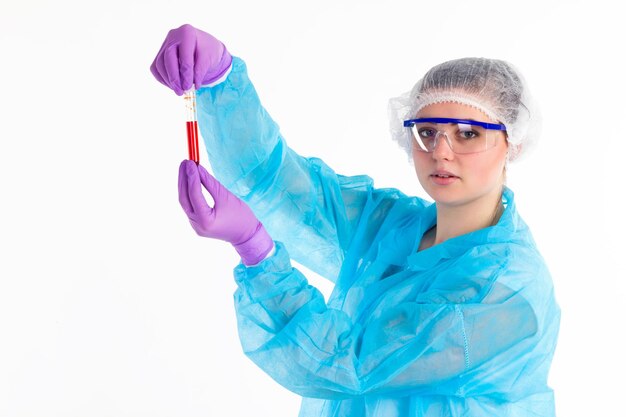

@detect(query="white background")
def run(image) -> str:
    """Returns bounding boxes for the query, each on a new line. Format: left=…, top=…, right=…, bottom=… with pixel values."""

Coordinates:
left=0, top=0, right=624, bottom=416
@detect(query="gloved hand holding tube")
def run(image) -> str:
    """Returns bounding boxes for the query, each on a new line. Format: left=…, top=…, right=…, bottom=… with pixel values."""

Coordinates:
left=178, top=160, right=274, bottom=266
left=150, top=24, right=232, bottom=95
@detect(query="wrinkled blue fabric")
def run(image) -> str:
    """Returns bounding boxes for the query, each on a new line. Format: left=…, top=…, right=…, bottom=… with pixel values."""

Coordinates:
left=196, top=57, right=560, bottom=417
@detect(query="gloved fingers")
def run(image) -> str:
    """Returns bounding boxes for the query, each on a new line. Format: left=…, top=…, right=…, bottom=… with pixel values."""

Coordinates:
left=151, top=48, right=169, bottom=89
left=149, top=33, right=170, bottom=87
left=192, top=42, right=213, bottom=89
left=163, top=45, right=183, bottom=96
left=178, top=160, right=193, bottom=214
left=185, top=161, right=214, bottom=215
left=178, top=37, right=195, bottom=93
left=193, top=60, right=207, bottom=90
left=152, top=46, right=173, bottom=92
left=196, top=163, right=224, bottom=205
left=149, top=57, right=167, bottom=87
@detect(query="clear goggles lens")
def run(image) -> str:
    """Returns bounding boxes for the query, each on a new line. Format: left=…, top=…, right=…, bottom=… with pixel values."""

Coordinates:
left=404, top=118, right=506, bottom=154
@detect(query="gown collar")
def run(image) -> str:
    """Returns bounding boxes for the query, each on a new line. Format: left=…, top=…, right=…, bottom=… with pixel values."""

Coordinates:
left=406, top=187, right=522, bottom=270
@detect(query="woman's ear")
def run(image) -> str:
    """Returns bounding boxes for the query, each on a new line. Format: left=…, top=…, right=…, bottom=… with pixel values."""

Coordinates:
left=508, top=143, right=522, bottom=162
left=502, top=150, right=510, bottom=184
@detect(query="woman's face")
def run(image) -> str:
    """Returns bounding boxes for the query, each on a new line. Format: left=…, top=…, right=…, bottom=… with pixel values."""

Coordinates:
left=411, top=101, right=509, bottom=207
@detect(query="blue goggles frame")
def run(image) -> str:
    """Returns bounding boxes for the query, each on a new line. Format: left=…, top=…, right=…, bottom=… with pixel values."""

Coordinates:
left=403, top=117, right=507, bottom=131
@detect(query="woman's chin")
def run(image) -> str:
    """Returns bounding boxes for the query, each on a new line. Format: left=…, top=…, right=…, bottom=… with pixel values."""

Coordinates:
left=423, top=182, right=465, bottom=205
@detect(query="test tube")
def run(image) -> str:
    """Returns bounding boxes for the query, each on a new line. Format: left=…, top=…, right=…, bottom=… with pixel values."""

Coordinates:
left=183, top=90, right=200, bottom=164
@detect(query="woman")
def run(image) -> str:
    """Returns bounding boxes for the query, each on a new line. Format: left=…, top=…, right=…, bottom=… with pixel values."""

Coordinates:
left=151, top=24, right=560, bottom=417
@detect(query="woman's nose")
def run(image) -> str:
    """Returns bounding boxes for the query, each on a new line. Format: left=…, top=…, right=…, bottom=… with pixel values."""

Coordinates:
left=431, top=132, right=455, bottom=160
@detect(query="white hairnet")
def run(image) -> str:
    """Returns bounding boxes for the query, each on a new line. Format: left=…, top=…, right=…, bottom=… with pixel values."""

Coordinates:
left=388, top=57, right=541, bottom=163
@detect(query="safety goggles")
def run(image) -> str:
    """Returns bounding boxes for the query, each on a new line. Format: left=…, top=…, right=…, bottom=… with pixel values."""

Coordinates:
left=403, top=117, right=507, bottom=154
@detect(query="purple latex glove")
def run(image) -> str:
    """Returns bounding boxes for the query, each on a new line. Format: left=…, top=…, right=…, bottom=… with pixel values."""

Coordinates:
left=150, top=24, right=233, bottom=95
left=178, top=160, right=274, bottom=266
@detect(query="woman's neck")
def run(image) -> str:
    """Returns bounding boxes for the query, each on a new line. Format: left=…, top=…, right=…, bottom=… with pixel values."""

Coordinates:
left=432, top=186, right=504, bottom=246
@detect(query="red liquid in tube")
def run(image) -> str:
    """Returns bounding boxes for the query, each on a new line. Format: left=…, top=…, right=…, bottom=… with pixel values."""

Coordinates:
left=186, top=121, right=199, bottom=163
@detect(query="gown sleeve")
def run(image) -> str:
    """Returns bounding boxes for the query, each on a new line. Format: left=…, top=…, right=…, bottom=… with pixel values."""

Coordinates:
left=232, top=241, right=547, bottom=400
left=196, top=57, right=375, bottom=282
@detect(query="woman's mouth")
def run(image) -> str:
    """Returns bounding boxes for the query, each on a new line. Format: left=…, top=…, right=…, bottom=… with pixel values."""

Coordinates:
left=430, top=173, right=459, bottom=185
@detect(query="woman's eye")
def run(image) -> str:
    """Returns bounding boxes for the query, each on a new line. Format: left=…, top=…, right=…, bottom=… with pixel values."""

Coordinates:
left=459, top=130, right=479, bottom=140
left=418, top=128, right=436, bottom=138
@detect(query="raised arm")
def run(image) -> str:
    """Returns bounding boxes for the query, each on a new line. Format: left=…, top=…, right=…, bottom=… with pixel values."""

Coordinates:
left=196, top=56, right=376, bottom=281
left=151, top=24, right=381, bottom=281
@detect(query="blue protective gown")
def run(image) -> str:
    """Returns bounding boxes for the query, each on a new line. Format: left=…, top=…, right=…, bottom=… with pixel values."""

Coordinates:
left=196, top=57, right=560, bottom=417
